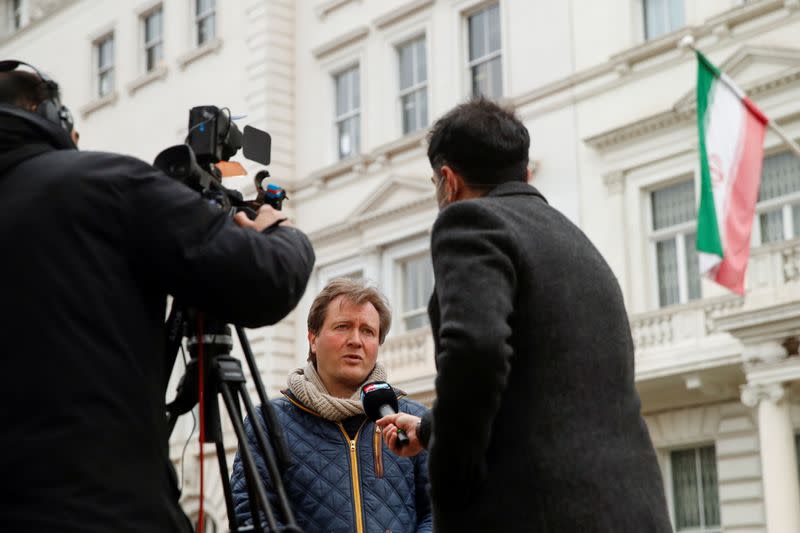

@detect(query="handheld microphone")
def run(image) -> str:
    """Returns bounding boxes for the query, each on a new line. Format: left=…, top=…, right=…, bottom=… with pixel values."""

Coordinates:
left=361, top=381, right=409, bottom=447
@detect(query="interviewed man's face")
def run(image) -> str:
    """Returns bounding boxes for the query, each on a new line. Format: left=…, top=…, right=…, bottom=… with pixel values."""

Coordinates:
left=309, top=296, right=380, bottom=394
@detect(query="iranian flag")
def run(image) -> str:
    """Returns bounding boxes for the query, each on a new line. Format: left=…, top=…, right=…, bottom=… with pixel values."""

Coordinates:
left=695, top=50, right=768, bottom=295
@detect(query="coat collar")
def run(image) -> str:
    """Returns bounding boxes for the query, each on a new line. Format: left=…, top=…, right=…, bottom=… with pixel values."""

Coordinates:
left=485, top=180, right=548, bottom=203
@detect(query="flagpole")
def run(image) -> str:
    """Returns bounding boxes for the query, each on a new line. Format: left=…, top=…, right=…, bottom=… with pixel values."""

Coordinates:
left=679, top=35, right=800, bottom=159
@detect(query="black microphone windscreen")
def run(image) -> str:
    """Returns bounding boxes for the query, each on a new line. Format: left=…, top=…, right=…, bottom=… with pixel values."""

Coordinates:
left=361, top=381, right=399, bottom=421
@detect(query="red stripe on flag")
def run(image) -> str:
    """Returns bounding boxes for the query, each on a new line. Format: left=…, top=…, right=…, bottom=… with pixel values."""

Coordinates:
left=742, top=96, right=769, bottom=126
left=711, top=107, right=766, bottom=294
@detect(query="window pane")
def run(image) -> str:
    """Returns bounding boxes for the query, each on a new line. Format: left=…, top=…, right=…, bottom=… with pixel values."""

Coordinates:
left=468, top=9, right=486, bottom=61
left=417, top=88, right=428, bottom=130
left=198, top=15, right=215, bottom=45
left=415, top=39, right=427, bottom=83
left=657, top=239, right=679, bottom=307
left=699, top=446, right=720, bottom=527
left=760, top=209, right=784, bottom=244
left=759, top=152, right=800, bottom=202
left=487, top=3, right=501, bottom=53
left=146, top=44, right=163, bottom=71
left=99, top=37, right=114, bottom=69
left=403, top=255, right=434, bottom=313
left=672, top=449, right=701, bottom=529
left=669, top=0, right=685, bottom=33
left=402, top=93, right=417, bottom=134
left=338, top=116, right=359, bottom=159
left=488, top=56, right=503, bottom=100
left=197, top=0, right=214, bottom=15
left=351, top=67, right=360, bottom=111
left=471, top=62, right=489, bottom=98
left=684, top=232, right=701, bottom=301
left=652, top=180, right=695, bottom=230
left=793, top=205, right=800, bottom=239
left=99, top=71, right=113, bottom=97
left=399, top=42, right=414, bottom=90
left=145, top=10, right=162, bottom=44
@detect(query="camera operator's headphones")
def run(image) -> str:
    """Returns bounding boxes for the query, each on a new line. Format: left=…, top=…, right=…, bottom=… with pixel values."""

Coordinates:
left=0, top=59, right=74, bottom=134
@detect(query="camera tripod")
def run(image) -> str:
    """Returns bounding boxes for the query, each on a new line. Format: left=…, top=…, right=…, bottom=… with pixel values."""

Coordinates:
left=165, top=304, right=301, bottom=533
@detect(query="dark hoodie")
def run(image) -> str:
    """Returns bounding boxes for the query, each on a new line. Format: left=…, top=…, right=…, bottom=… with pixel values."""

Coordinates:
left=0, top=106, right=315, bottom=532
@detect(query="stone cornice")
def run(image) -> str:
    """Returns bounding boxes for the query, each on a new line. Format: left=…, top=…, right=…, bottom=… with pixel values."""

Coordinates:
left=291, top=129, right=427, bottom=193
left=311, top=25, right=369, bottom=59
left=373, top=0, right=435, bottom=29
left=307, top=192, right=435, bottom=243
left=584, top=66, right=800, bottom=151
left=712, top=301, right=800, bottom=345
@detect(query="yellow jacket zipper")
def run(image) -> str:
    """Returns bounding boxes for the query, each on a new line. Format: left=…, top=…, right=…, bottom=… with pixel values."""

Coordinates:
left=338, top=421, right=367, bottom=533
left=373, top=426, right=384, bottom=478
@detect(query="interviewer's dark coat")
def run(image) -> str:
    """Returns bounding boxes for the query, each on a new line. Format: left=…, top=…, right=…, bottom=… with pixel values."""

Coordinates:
left=424, top=181, right=672, bottom=532
left=0, top=106, right=314, bottom=532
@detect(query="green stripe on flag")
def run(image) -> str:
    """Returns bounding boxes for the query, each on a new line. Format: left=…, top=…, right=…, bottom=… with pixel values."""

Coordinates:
left=695, top=51, right=724, bottom=257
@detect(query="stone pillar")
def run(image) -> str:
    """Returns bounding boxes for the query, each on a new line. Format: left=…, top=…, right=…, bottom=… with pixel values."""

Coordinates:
left=741, top=382, right=800, bottom=533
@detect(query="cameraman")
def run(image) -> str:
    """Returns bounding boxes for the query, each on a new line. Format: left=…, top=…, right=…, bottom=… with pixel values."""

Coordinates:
left=0, top=65, right=314, bottom=532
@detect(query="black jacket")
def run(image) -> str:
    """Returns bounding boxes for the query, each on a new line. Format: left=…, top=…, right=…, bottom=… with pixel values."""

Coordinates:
left=0, top=106, right=315, bottom=532
left=424, top=182, right=672, bottom=532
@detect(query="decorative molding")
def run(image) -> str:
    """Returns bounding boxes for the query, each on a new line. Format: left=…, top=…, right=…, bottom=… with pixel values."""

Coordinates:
left=602, top=171, right=625, bottom=194
left=79, top=90, right=118, bottom=118
left=742, top=341, right=789, bottom=366
left=713, top=301, right=800, bottom=345
left=307, top=192, right=436, bottom=243
left=315, top=0, right=359, bottom=20
left=178, top=37, right=223, bottom=70
left=782, top=243, right=800, bottom=282
left=126, top=65, right=167, bottom=95
left=372, top=0, right=435, bottom=29
left=741, top=382, right=787, bottom=407
left=584, top=65, right=800, bottom=151
left=293, top=129, right=428, bottom=192
left=609, top=26, right=700, bottom=72
left=311, top=25, right=369, bottom=59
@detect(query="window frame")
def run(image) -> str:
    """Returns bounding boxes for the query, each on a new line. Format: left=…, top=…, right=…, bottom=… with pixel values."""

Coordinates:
left=464, top=2, right=503, bottom=100
left=333, top=64, right=361, bottom=160
left=642, top=0, right=686, bottom=41
left=752, top=151, right=800, bottom=247
left=648, top=177, right=701, bottom=308
left=194, top=0, right=216, bottom=47
left=396, top=35, right=429, bottom=136
left=665, top=444, right=721, bottom=533
left=381, top=236, right=434, bottom=336
left=141, top=5, right=164, bottom=73
left=94, top=33, right=116, bottom=98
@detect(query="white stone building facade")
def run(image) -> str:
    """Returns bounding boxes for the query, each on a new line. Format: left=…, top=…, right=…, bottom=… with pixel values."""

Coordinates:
left=3, top=1, right=800, bottom=531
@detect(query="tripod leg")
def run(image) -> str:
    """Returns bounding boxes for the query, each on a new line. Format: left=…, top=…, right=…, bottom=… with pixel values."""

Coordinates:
left=235, top=326, right=292, bottom=470
left=238, top=383, right=299, bottom=528
left=215, top=440, right=240, bottom=533
left=219, top=380, right=280, bottom=533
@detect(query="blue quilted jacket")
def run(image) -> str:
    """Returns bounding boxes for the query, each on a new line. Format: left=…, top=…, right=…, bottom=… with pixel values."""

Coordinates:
left=230, top=392, right=432, bottom=533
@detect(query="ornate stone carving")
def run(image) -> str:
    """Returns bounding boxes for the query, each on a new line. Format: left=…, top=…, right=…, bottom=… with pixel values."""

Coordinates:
left=741, top=382, right=787, bottom=407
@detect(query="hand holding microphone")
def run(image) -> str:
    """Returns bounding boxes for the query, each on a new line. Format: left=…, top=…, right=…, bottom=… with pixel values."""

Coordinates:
left=361, top=381, right=424, bottom=457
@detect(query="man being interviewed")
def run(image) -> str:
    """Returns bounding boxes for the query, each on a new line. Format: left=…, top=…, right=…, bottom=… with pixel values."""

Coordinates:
left=231, top=279, right=432, bottom=533
left=378, top=98, right=673, bottom=532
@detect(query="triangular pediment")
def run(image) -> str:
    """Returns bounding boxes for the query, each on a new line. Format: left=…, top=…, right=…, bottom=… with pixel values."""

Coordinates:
left=674, top=45, right=800, bottom=111
left=349, top=176, right=431, bottom=219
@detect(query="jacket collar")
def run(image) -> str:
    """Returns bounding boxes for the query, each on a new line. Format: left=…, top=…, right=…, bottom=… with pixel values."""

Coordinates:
left=486, top=180, right=548, bottom=203
left=0, top=104, right=76, bottom=176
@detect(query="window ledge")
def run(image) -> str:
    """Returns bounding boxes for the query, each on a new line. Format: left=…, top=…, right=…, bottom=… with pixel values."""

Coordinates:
left=127, top=64, right=168, bottom=95
left=80, top=91, right=118, bottom=119
left=178, top=37, right=223, bottom=70
left=315, top=0, right=361, bottom=19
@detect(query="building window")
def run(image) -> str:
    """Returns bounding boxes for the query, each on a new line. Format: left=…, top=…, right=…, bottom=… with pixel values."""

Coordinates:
left=401, top=253, right=434, bottom=331
left=95, top=34, right=115, bottom=98
left=334, top=66, right=360, bottom=160
left=651, top=180, right=700, bottom=307
left=142, top=7, right=164, bottom=73
left=10, top=0, right=24, bottom=30
left=670, top=446, right=720, bottom=533
left=195, top=0, right=216, bottom=46
left=398, top=37, right=428, bottom=135
left=755, top=152, right=800, bottom=245
left=467, top=3, right=502, bottom=100
left=643, top=0, right=685, bottom=40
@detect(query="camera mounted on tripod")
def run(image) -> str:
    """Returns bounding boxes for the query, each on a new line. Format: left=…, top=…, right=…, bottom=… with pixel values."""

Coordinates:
left=154, top=105, right=287, bottom=216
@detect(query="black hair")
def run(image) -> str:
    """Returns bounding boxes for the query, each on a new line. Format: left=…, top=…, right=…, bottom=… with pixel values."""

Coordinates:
left=427, top=97, right=530, bottom=187
left=0, top=70, right=58, bottom=109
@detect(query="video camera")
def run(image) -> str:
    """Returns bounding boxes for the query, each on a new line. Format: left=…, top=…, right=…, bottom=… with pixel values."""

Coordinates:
left=154, top=105, right=287, bottom=216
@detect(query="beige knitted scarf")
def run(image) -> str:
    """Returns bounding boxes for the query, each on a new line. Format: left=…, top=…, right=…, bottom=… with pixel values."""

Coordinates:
left=286, top=362, right=388, bottom=422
